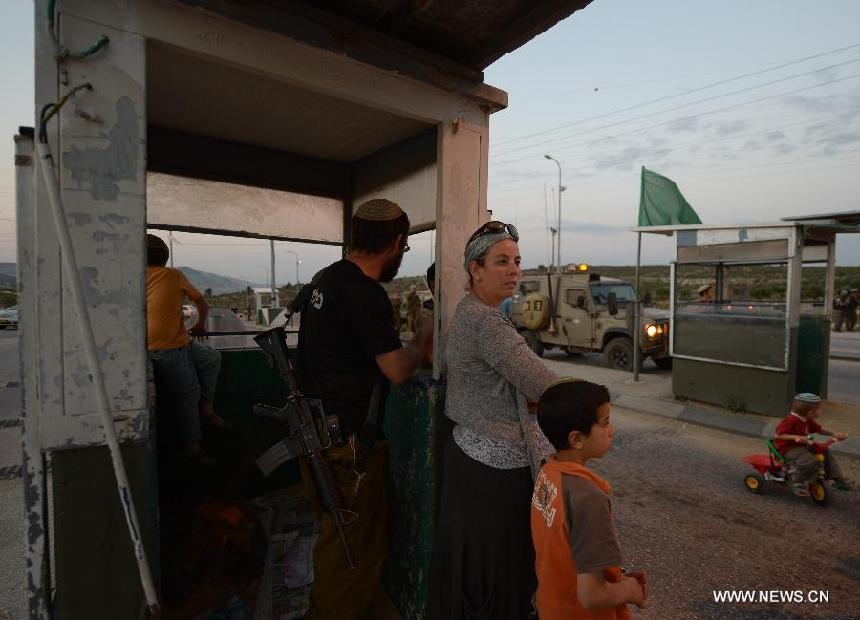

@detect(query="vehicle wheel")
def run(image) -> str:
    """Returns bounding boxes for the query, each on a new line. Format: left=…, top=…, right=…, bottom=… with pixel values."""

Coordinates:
left=0, top=326, right=5, bottom=330
left=522, top=331, right=544, bottom=358
left=744, top=473, right=764, bottom=494
left=603, top=337, right=635, bottom=371
left=654, top=357, right=673, bottom=370
left=809, top=479, right=832, bottom=506
left=563, top=346, right=581, bottom=357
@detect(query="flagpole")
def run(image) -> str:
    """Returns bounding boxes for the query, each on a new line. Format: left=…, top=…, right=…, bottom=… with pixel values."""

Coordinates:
left=633, top=231, right=642, bottom=381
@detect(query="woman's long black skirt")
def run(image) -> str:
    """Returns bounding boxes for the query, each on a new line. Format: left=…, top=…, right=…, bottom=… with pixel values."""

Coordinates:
left=427, top=433, right=536, bottom=620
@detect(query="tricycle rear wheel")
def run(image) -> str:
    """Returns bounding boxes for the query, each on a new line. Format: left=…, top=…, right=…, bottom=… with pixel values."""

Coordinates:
left=744, top=472, right=764, bottom=494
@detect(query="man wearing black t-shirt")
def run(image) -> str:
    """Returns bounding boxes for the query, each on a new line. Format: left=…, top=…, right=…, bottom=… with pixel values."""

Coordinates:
left=299, top=198, right=431, bottom=619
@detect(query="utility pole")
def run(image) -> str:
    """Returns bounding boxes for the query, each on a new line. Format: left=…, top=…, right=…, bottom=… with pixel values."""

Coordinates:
left=284, top=249, right=301, bottom=290
left=545, top=155, right=563, bottom=273
left=270, top=239, right=278, bottom=308
left=168, top=231, right=174, bottom=267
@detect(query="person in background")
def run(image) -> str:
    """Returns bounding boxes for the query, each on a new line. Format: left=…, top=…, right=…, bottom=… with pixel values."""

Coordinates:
left=389, top=292, right=402, bottom=333
left=499, top=294, right=514, bottom=318
left=844, top=289, right=858, bottom=332
left=697, top=284, right=713, bottom=302
left=424, top=262, right=435, bottom=311
left=422, top=263, right=436, bottom=366
left=833, top=289, right=849, bottom=331
left=146, top=234, right=223, bottom=463
left=406, top=284, right=421, bottom=333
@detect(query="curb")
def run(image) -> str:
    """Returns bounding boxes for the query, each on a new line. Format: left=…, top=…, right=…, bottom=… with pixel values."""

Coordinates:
left=830, top=355, right=860, bottom=362
left=614, top=395, right=860, bottom=462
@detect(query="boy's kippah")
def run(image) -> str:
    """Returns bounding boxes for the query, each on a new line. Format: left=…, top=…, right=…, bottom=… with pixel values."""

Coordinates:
left=793, top=393, right=821, bottom=404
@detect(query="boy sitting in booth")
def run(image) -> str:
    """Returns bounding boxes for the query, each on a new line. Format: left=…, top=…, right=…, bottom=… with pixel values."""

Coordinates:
left=774, top=393, right=854, bottom=494
left=531, top=379, right=648, bottom=620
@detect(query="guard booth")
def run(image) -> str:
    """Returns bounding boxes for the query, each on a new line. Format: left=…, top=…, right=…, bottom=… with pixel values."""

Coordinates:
left=637, top=212, right=860, bottom=416
left=16, top=0, right=590, bottom=617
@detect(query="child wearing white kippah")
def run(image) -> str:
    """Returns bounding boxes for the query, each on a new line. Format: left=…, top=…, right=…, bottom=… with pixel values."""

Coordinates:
left=774, top=393, right=854, bottom=494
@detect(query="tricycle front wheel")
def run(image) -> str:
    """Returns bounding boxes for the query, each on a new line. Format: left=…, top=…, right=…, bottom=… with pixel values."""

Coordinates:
left=809, top=479, right=832, bottom=506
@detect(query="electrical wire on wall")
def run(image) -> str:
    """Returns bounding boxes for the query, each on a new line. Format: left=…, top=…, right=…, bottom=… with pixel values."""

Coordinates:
left=38, top=80, right=161, bottom=618
left=46, top=0, right=110, bottom=61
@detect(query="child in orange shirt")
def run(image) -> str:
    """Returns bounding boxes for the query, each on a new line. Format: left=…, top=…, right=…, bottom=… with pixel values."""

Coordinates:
left=531, top=380, right=648, bottom=620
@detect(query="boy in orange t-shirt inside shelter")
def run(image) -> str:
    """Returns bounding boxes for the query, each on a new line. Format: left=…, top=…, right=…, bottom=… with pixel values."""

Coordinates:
left=531, top=380, right=648, bottom=620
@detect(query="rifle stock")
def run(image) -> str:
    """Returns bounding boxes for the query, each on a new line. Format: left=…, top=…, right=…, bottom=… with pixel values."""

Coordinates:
left=253, top=327, right=355, bottom=569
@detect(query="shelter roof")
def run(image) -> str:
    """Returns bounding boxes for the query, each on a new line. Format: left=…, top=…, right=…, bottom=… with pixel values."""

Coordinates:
left=782, top=210, right=860, bottom=226
left=633, top=212, right=860, bottom=237
left=173, top=0, right=592, bottom=84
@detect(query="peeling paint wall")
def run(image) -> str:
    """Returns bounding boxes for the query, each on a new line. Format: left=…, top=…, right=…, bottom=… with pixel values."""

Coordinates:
left=49, top=14, right=148, bottom=440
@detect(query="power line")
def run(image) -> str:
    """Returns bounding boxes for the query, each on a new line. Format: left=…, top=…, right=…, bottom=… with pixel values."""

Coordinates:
left=491, top=41, right=860, bottom=149
left=488, top=108, right=860, bottom=188
left=490, top=73, right=860, bottom=168
left=489, top=156, right=860, bottom=201
left=492, top=59, right=860, bottom=160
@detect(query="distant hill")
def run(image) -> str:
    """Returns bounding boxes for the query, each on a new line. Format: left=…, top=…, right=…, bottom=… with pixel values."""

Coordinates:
left=178, top=267, right=258, bottom=295
left=0, top=263, right=255, bottom=295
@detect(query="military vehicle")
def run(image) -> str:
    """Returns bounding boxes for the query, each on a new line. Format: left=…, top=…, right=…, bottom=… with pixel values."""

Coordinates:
left=510, top=265, right=671, bottom=370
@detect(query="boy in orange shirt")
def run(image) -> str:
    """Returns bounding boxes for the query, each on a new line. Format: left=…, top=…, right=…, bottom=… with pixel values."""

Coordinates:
left=531, top=380, right=648, bottom=620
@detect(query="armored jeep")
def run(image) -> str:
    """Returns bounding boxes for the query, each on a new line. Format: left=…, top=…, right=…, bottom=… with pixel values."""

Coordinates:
left=510, top=267, right=671, bottom=371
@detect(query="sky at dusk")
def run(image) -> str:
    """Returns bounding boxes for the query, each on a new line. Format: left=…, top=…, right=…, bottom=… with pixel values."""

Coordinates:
left=1, top=0, right=858, bottom=285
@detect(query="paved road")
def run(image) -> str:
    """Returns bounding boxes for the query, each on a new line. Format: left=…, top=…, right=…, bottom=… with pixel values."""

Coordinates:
left=1, top=331, right=857, bottom=619
left=830, top=331, right=860, bottom=359
left=605, top=408, right=860, bottom=619
left=0, top=332, right=23, bottom=619
left=0, top=329, right=19, bottom=385
left=544, top=342, right=860, bottom=405
left=829, top=358, right=860, bottom=406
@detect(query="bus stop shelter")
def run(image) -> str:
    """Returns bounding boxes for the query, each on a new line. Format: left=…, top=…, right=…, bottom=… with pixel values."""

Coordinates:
left=636, top=211, right=860, bottom=417
left=16, top=0, right=592, bottom=617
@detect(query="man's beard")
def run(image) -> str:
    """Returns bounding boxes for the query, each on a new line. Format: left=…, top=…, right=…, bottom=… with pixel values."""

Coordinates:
left=379, top=250, right=405, bottom=283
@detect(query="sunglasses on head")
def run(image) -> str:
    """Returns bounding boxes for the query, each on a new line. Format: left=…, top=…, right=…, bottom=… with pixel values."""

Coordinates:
left=468, top=221, right=519, bottom=244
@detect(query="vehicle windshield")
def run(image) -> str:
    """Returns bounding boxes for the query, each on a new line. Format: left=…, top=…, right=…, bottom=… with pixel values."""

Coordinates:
left=591, top=283, right=635, bottom=304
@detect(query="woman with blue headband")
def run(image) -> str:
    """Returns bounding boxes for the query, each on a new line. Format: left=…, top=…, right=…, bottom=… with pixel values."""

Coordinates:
left=427, top=221, right=558, bottom=619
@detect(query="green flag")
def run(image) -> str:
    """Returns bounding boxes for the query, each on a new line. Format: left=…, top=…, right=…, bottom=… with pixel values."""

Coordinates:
left=638, top=167, right=701, bottom=226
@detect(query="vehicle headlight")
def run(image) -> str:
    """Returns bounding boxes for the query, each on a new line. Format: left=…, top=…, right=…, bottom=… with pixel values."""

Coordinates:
left=645, top=324, right=658, bottom=338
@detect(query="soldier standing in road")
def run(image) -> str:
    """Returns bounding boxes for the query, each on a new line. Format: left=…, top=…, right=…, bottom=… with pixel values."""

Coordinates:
left=845, top=289, right=858, bottom=332
left=833, top=289, right=849, bottom=331
left=406, top=284, right=421, bottom=333
left=298, top=198, right=432, bottom=619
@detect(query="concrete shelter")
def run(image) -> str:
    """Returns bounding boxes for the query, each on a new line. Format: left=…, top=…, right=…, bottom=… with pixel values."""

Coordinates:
left=16, top=0, right=592, bottom=616
left=635, top=211, right=860, bottom=417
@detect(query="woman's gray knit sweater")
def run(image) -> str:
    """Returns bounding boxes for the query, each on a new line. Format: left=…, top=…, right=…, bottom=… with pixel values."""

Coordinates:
left=445, top=293, right=557, bottom=471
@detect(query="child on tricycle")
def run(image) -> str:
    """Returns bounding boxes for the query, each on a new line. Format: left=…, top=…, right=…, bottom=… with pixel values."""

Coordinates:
left=773, top=393, right=853, bottom=496
left=743, top=393, right=854, bottom=505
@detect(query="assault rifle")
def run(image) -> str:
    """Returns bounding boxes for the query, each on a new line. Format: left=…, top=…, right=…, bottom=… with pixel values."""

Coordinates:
left=253, top=326, right=355, bottom=569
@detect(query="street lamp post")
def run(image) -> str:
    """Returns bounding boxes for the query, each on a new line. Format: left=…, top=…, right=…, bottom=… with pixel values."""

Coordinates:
left=544, top=155, right=564, bottom=273
left=283, top=250, right=301, bottom=288
left=270, top=239, right=278, bottom=308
